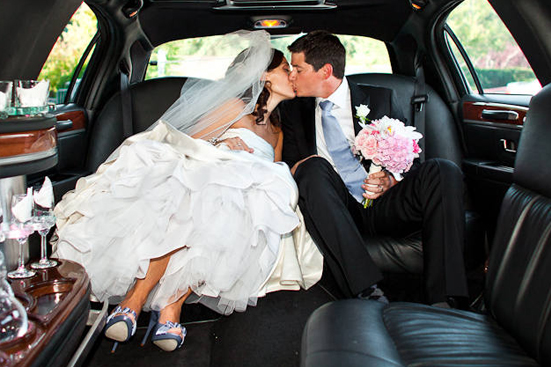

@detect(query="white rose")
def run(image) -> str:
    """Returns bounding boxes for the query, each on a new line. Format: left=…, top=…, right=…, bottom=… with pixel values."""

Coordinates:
left=355, top=104, right=371, bottom=118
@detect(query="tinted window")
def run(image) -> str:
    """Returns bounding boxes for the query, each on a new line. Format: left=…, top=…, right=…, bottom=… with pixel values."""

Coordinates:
left=145, top=34, right=391, bottom=80
left=38, top=3, right=98, bottom=103
left=446, top=0, right=540, bottom=95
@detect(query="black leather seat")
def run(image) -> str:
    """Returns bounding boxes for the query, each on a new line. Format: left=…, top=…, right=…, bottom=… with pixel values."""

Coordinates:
left=347, top=74, right=485, bottom=295
left=86, top=77, right=187, bottom=172
left=86, top=73, right=484, bottom=300
left=300, top=83, right=551, bottom=367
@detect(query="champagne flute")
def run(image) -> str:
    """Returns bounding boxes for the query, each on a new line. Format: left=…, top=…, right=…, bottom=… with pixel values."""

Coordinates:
left=30, top=206, right=57, bottom=269
left=0, top=247, right=29, bottom=342
left=7, top=193, right=36, bottom=279
left=31, top=177, right=57, bottom=269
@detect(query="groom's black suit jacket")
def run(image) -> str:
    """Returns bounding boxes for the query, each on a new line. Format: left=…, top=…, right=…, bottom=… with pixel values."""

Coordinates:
left=280, top=81, right=406, bottom=168
left=278, top=80, right=468, bottom=302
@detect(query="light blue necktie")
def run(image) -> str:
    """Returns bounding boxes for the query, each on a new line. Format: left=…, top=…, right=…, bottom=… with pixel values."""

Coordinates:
left=320, top=100, right=367, bottom=203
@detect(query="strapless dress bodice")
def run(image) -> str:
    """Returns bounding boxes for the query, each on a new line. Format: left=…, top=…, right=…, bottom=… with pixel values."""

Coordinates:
left=219, top=128, right=275, bottom=162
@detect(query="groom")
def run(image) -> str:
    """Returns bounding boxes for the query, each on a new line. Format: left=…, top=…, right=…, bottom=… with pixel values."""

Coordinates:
left=280, top=30, right=468, bottom=306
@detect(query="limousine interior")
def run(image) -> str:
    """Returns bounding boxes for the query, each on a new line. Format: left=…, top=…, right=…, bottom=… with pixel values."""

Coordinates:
left=1, top=0, right=550, bottom=366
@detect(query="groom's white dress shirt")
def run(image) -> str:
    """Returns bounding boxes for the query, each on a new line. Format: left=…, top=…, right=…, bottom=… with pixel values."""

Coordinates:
left=315, top=77, right=357, bottom=171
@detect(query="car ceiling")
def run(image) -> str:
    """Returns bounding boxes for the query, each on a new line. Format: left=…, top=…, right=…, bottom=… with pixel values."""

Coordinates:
left=137, top=0, right=413, bottom=46
left=0, top=0, right=82, bottom=80
left=1, top=0, right=550, bottom=86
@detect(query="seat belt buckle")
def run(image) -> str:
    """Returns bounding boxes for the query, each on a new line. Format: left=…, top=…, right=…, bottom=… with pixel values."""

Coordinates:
left=411, top=94, right=428, bottom=112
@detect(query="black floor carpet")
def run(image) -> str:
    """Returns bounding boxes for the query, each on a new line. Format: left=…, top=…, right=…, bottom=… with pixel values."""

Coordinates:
left=82, top=284, right=334, bottom=367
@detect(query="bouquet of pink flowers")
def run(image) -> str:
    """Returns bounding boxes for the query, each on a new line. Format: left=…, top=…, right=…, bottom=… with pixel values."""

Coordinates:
left=353, top=108, right=423, bottom=207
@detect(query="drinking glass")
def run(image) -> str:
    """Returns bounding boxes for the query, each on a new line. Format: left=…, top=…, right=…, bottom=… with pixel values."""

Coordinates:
left=7, top=194, right=35, bottom=279
left=0, top=80, right=12, bottom=119
left=30, top=207, right=57, bottom=269
left=13, top=79, right=50, bottom=116
left=0, top=248, right=29, bottom=343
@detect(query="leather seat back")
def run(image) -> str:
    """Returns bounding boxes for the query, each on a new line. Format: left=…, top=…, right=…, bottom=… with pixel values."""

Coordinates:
left=86, top=77, right=187, bottom=172
left=485, top=83, right=551, bottom=365
left=347, top=73, right=463, bottom=166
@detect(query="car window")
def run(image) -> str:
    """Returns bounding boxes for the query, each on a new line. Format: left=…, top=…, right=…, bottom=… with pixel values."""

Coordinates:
left=38, top=3, right=98, bottom=104
left=145, top=34, right=391, bottom=80
left=446, top=0, right=541, bottom=95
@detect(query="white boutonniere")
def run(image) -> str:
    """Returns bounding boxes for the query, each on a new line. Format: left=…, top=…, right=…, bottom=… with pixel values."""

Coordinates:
left=355, top=104, right=371, bottom=127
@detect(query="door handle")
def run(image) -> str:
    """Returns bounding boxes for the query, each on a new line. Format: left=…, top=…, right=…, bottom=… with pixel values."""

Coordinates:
left=500, top=139, right=517, bottom=153
left=482, top=109, right=519, bottom=121
left=56, top=119, right=74, bottom=131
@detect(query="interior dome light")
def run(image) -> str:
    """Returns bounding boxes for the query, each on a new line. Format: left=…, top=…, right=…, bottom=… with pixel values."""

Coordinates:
left=254, top=19, right=288, bottom=29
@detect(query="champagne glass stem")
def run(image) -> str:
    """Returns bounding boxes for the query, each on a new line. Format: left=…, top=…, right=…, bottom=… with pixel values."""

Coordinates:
left=40, top=233, right=47, bottom=262
left=16, top=238, right=25, bottom=272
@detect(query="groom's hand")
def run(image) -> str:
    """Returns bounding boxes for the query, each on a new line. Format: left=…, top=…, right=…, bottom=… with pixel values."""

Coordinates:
left=362, top=171, right=396, bottom=200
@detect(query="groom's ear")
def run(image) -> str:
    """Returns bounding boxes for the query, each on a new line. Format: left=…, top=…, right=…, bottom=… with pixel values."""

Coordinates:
left=320, top=64, right=333, bottom=80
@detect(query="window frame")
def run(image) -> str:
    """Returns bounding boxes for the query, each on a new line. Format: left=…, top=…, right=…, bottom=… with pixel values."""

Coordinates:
left=62, top=32, right=100, bottom=105
left=443, top=24, right=483, bottom=95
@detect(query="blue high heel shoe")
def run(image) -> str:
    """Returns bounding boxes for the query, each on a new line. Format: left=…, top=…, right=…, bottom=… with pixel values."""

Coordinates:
left=104, top=306, right=138, bottom=352
left=141, top=311, right=187, bottom=352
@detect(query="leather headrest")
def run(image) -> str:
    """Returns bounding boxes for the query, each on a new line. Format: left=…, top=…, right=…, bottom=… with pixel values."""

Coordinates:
left=514, top=83, right=551, bottom=197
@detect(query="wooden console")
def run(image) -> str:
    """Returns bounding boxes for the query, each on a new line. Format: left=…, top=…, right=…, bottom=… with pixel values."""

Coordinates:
left=1, top=260, right=90, bottom=367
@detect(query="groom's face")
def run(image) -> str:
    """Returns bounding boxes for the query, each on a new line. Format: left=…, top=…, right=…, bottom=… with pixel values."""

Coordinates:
left=290, top=52, right=325, bottom=98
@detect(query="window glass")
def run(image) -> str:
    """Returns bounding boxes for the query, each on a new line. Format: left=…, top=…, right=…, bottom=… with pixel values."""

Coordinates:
left=38, top=3, right=98, bottom=103
left=145, top=34, right=391, bottom=80
left=446, top=0, right=540, bottom=95
left=444, top=31, right=477, bottom=93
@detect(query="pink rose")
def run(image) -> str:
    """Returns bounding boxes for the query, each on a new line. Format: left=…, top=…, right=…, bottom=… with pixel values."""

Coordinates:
left=360, top=135, right=378, bottom=159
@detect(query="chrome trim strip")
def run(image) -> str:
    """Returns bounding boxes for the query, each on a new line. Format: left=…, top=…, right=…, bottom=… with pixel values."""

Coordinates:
left=67, top=300, right=109, bottom=367
left=464, top=119, right=523, bottom=130
left=471, top=101, right=529, bottom=112
left=0, top=148, right=57, bottom=166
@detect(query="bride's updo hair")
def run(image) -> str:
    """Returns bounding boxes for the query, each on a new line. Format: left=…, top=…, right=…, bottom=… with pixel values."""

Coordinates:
left=227, top=48, right=284, bottom=128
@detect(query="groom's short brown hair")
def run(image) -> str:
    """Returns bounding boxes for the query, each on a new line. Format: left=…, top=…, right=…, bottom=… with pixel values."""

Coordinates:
left=288, top=30, right=346, bottom=79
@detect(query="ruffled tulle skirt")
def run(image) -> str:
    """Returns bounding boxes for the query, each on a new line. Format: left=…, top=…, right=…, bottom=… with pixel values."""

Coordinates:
left=53, top=123, right=300, bottom=315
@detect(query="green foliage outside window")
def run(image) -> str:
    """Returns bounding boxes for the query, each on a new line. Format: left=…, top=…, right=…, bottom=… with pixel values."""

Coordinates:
left=145, top=33, right=392, bottom=80
left=38, top=3, right=97, bottom=99
left=446, top=0, right=539, bottom=94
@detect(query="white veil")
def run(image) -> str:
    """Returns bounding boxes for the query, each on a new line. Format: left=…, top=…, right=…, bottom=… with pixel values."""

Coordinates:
left=157, top=30, right=274, bottom=140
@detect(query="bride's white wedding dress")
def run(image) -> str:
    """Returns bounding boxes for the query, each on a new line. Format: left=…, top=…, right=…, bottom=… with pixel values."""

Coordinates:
left=53, top=121, right=322, bottom=315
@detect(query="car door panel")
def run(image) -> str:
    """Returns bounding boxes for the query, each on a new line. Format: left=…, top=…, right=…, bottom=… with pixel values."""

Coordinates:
left=27, top=105, right=89, bottom=200
left=461, top=96, right=530, bottom=240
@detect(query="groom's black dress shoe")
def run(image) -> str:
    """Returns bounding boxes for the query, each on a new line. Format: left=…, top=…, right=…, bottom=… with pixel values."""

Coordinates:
left=357, top=286, right=389, bottom=304
left=432, top=296, right=469, bottom=310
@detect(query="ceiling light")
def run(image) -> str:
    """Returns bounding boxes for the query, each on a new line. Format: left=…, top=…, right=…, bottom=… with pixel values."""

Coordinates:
left=254, top=19, right=288, bottom=29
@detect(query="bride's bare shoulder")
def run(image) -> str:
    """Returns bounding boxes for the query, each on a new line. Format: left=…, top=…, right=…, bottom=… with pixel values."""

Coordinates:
left=191, top=98, right=250, bottom=139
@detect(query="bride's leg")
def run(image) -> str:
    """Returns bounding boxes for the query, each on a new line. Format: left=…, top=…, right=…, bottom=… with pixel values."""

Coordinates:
left=119, top=251, right=175, bottom=314
left=105, top=249, right=180, bottom=346
left=159, top=287, right=193, bottom=324
left=150, top=288, right=193, bottom=352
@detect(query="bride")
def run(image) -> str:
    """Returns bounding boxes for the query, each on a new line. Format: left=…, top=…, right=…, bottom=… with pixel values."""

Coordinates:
left=52, top=30, right=321, bottom=352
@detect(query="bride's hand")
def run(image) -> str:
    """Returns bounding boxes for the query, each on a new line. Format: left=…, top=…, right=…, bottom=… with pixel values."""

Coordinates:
left=219, top=137, right=254, bottom=153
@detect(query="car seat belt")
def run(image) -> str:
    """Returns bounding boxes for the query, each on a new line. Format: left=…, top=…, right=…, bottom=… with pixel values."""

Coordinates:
left=120, top=60, right=133, bottom=139
left=411, top=52, right=428, bottom=162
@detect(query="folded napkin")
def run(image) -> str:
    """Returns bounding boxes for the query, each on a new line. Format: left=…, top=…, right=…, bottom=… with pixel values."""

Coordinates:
left=12, top=188, right=33, bottom=223
left=16, top=80, right=49, bottom=107
left=34, top=177, right=54, bottom=209
left=0, top=91, right=7, bottom=109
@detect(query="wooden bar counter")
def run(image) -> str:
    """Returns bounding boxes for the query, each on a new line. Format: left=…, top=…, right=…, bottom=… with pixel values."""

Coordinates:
left=1, top=260, right=91, bottom=367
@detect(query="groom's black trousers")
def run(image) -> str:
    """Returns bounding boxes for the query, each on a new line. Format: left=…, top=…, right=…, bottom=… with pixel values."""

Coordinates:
left=294, top=157, right=469, bottom=304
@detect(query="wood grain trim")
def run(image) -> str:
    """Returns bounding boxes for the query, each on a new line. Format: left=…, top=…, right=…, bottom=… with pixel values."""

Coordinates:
left=55, top=110, right=86, bottom=131
left=2, top=260, right=90, bottom=367
left=0, top=127, right=57, bottom=158
left=463, top=101, right=527, bottom=126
